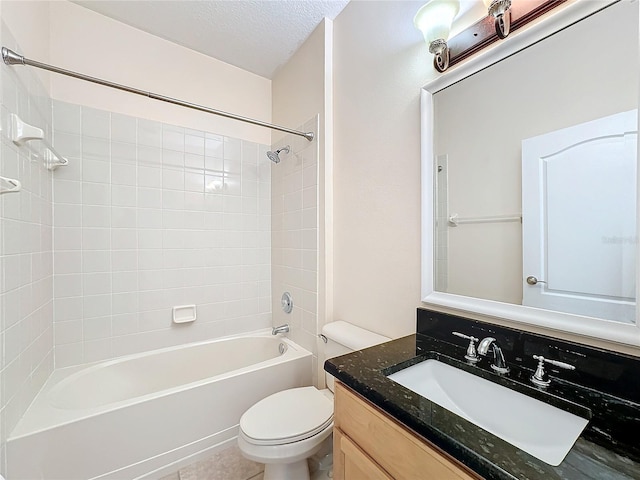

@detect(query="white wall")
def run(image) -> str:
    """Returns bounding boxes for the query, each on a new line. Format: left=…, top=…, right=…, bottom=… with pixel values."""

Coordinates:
left=333, top=1, right=434, bottom=339
left=49, top=1, right=272, bottom=145
left=0, top=1, right=50, bottom=90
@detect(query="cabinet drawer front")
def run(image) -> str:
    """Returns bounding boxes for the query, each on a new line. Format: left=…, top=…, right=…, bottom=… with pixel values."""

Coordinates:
left=335, top=383, right=478, bottom=480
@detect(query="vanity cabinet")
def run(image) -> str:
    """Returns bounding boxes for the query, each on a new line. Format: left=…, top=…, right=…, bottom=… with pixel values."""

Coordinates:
left=334, top=382, right=480, bottom=480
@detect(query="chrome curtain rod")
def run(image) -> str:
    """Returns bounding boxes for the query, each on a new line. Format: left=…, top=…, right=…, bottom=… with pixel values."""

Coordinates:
left=1, top=47, right=314, bottom=142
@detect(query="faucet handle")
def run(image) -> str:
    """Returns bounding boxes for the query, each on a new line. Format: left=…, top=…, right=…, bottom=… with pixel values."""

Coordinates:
left=531, top=354, right=575, bottom=387
left=452, top=332, right=480, bottom=363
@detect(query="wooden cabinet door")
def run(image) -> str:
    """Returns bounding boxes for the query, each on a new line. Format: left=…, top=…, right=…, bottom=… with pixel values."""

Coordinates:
left=334, top=427, right=392, bottom=480
left=334, top=382, right=480, bottom=480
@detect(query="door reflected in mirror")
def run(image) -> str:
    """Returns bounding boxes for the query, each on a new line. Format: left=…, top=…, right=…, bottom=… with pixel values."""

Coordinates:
left=432, top=0, right=638, bottom=324
left=521, top=110, right=637, bottom=323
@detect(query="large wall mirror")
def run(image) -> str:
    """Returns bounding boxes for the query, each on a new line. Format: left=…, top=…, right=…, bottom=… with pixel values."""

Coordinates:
left=421, top=0, right=640, bottom=346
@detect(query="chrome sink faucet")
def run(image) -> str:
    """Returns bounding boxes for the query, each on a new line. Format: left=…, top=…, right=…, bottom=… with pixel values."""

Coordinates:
left=272, top=324, right=290, bottom=335
left=477, top=337, right=510, bottom=374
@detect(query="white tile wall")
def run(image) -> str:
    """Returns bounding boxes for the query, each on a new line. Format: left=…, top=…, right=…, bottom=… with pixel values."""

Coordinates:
left=52, top=101, right=272, bottom=367
left=271, top=117, right=319, bottom=384
left=0, top=23, right=55, bottom=475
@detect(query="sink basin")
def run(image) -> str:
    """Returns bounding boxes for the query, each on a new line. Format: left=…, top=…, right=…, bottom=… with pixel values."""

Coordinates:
left=387, top=359, right=589, bottom=466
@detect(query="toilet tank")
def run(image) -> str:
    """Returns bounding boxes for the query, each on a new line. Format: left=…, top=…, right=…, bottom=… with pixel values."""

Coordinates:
left=321, top=321, right=390, bottom=392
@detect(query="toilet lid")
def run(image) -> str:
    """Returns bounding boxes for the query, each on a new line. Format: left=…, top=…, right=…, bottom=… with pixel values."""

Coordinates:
left=240, top=386, right=333, bottom=445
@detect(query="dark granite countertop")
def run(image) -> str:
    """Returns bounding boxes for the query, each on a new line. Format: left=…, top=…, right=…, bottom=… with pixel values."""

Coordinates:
left=324, top=320, right=640, bottom=480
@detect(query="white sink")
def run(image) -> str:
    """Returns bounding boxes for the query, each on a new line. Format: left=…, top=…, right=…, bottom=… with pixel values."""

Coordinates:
left=387, top=359, right=589, bottom=466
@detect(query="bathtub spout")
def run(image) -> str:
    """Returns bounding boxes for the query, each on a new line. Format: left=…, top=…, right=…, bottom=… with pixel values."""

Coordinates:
left=272, top=324, right=290, bottom=335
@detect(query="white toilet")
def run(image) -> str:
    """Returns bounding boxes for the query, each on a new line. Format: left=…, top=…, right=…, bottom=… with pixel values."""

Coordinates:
left=237, top=321, right=390, bottom=480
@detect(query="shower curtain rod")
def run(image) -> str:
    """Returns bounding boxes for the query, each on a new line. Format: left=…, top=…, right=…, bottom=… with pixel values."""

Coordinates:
left=1, top=47, right=315, bottom=142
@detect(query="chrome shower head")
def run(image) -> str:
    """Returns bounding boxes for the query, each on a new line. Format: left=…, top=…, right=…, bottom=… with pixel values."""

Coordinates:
left=266, top=145, right=290, bottom=164
left=266, top=150, right=281, bottom=163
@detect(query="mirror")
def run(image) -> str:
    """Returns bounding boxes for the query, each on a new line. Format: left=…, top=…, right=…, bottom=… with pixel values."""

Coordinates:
left=421, top=0, right=640, bottom=346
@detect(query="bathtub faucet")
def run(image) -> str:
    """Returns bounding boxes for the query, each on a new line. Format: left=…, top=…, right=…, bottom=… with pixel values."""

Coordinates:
left=272, top=324, right=290, bottom=335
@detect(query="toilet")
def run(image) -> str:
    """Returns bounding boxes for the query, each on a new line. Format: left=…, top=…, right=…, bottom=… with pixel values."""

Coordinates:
left=237, top=321, right=390, bottom=480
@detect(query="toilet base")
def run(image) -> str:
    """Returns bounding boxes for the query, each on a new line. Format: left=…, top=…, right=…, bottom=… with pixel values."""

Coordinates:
left=264, top=459, right=310, bottom=480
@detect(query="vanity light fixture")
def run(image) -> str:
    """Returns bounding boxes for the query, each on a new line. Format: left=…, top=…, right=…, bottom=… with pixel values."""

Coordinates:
left=417, top=0, right=567, bottom=73
left=483, top=0, right=512, bottom=38
left=414, top=0, right=461, bottom=73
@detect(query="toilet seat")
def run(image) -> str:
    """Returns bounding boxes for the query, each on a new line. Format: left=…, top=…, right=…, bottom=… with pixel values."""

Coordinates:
left=240, top=386, right=333, bottom=446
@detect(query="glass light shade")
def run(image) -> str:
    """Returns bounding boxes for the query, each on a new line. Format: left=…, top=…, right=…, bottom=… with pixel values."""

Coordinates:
left=482, top=0, right=494, bottom=8
left=414, top=0, right=461, bottom=45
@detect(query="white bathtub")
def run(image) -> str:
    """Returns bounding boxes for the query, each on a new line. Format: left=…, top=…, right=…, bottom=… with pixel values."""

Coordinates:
left=7, top=331, right=312, bottom=480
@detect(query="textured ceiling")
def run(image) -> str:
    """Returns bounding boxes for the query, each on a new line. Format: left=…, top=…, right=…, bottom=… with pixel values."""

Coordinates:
left=72, top=0, right=350, bottom=79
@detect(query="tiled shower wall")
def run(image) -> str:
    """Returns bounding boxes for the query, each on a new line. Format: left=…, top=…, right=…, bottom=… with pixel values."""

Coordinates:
left=271, top=117, right=319, bottom=385
left=52, top=100, right=272, bottom=368
left=0, top=25, right=54, bottom=474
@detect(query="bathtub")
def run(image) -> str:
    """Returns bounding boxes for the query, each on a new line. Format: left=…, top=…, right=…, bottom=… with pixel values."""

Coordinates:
left=7, top=331, right=312, bottom=480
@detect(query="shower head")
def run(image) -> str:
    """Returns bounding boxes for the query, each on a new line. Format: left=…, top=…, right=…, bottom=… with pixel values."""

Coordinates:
left=266, top=145, right=290, bottom=164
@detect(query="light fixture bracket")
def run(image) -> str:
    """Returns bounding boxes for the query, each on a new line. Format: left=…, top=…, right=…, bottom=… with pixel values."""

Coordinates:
left=429, top=39, right=450, bottom=72
left=443, top=0, right=566, bottom=71
left=428, top=38, right=447, bottom=55
left=488, top=0, right=512, bottom=38
left=487, top=0, right=511, bottom=18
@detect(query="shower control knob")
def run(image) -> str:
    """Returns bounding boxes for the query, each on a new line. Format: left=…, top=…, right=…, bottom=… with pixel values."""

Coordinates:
left=281, top=292, right=293, bottom=314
